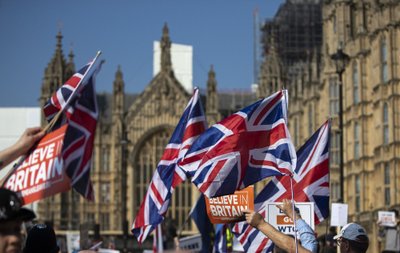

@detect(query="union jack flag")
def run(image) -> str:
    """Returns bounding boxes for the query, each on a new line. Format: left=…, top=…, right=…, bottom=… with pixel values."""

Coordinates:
left=214, top=224, right=228, bottom=253
left=232, top=120, right=330, bottom=253
left=61, top=64, right=102, bottom=201
left=43, top=60, right=94, bottom=123
left=132, top=88, right=207, bottom=243
left=179, top=90, right=297, bottom=198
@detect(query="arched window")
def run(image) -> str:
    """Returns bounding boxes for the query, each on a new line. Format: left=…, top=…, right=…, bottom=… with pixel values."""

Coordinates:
left=384, top=163, right=391, bottom=206
left=352, top=62, right=359, bottom=104
left=294, top=117, right=299, bottom=147
left=133, top=129, right=193, bottom=231
left=383, top=103, right=389, bottom=145
left=381, top=37, right=388, bottom=83
left=101, top=146, right=110, bottom=172
left=355, top=175, right=360, bottom=212
left=329, top=77, right=339, bottom=116
left=308, top=104, right=314, bottom=136
left=354, top=122, right=360, bottom=159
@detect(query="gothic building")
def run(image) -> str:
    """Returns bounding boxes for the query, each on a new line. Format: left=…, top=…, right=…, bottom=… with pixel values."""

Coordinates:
left=258, top=0, right=400, bottom=252
left=37, top=24, right=255, bottom=249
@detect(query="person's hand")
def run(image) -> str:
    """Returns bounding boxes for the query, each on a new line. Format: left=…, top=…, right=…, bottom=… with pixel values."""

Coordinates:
left=276, top=199, right=299, bottom=221
left=14, top=127, right=45, bottom=155
left=242, top=209, right=265, bottom=229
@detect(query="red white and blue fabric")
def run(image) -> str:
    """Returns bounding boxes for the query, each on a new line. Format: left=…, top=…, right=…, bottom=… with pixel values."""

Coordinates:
left=214, top=224, right=228, bottom=253
left=179, top=90, right=297, bottom=198
left=232, top=120, right=330, bottom=253
left=61, top=64, right=101, bottom=201
left=132, top=88, right=207, bottom=244
left=43, top=61, right=94, bottom=123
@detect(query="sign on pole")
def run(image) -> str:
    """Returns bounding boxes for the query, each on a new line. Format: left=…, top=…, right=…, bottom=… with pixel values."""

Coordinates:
left=2, top=125, right=71, bottom=204
left=205, top=186, right=254, bottom=224
left=378, top=211, right=396, bottom=227
left=178, top=234, right=202, bottom=251
left=265, top=202, right=315, bottom=236
left=330, top=203, right=348, bottom=227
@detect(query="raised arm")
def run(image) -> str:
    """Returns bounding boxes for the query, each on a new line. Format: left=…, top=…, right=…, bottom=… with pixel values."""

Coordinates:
left=243, top=208, right=312, bottom=253
left=0, top=127, right=44, bottom=169
left=277, top=199, right=318, bottom=253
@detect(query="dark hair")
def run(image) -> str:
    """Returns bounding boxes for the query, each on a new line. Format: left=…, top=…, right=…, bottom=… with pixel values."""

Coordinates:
left=389, top=209, right=399, bottom=217
left=348, top=235, right=369, bottom=253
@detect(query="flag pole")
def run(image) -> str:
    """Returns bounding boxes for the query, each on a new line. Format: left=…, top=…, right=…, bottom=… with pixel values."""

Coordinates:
left=1, top=51, right=102, bottom=187
left=289, top=175, right=299, bottom=253
left=44, top=50, right=102, bottom=133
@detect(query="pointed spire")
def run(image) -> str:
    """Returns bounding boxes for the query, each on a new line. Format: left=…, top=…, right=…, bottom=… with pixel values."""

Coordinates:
left=207, top=65, right=216, bottom=90
left=56, top=31, right=63, bottom=52
left=40, top=31, right=67, bottom=126
left=68, top=47, right=74, bottom=63
left=114, top=65, right=124, bottom=91
left=207, top=65, right=219, bottom=124
left=113, top=65, right=125, bottom=115
left=65, top=46, right=75, bottom=80
left=160, top=23, right=172, bottom=73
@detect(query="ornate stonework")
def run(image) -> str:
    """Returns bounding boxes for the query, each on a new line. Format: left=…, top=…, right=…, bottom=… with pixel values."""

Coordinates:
left=259, top=1, right=400, bottom=252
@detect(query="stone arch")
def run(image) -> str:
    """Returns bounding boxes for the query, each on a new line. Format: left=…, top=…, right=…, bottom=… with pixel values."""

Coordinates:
left=129, top=124, right=194, bottom=232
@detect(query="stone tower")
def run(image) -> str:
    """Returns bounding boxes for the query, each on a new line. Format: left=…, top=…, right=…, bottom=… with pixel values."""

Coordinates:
left=39, top=31, right=74, bottom=126
left=206, top=65, right=220, bottom=125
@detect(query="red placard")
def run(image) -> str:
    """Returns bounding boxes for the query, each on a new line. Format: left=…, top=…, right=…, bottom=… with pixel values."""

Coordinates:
left=3, top=125, right=71, bottom=205
left=205, top=186, right=254, bottom=224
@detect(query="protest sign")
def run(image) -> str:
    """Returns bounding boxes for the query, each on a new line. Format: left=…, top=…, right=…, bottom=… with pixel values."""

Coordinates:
left=205, top=186, right=254, bottom=224
left=378, top=211, right=396, bottom=227
left=2, top=125, right=71, bottom=204
left=330, top=203, right=348, bottom=227
left=265, top=202, right=314, bottom=236
left=179, top=234, right=202, bottom=251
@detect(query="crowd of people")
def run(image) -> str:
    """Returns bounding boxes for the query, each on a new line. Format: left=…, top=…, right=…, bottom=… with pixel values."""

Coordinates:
left=1, top=127, right=397, bottom=253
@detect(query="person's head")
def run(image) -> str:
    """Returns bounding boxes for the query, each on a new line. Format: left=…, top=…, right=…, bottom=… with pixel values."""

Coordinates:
left=334, top=223, right=369, bottom=253
left=0, top=188, right=35, bottom=253
left=23, top=224, right=59, bottom=253
left=389, top=208, right=399, bottom=217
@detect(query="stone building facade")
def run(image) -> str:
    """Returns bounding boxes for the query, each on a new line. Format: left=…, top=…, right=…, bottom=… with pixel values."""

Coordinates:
left=258, top=0, right=400, bottom=252
left=37, top=24, right=255, bottom=249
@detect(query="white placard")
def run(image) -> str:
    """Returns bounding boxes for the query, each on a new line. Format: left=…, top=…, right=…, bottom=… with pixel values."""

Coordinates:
left=378, top=211, right=396, bottom=227
left=98, top=249, right=120, bottom=253
left=265, top=202, right=314, bottom=236
left=179, top=234, right=202, bottom=251
left=330, top=203, right=348, bottom=227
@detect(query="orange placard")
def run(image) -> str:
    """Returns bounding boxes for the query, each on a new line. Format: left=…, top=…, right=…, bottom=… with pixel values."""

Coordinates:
left=205, top=186, right=254, bottom=224
left=3, top=125, right=71, bottom=205
left=276, top=215, right=294, bottom=225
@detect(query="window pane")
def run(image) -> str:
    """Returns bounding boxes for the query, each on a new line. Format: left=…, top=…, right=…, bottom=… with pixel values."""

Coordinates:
left=383, top=104, right=389, bottom=144
left=385, top=188, right=391, bottom=206
left=353, top=63, right=359, bottom=104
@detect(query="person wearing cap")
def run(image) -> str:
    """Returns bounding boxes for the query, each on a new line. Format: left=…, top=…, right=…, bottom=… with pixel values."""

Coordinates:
left=0, top=188, right=36, bottom=253
left=333, top=223, right=369, bottom=253
left=243, top=199, right=318, bottom=253
left=0, top=127, right=44, bottom=170
left=23, top=224, right=60, bottom=253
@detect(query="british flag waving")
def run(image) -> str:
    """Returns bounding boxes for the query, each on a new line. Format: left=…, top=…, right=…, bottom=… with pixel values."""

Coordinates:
left=41, top=54, right=102, bottom=201
left=43, top=60, right=95, bottom=123
left=179, top=90, right=297, bottom=198
left=232, top=120, right=331, bottom=253
left=132, top=88, right=207, bottom=244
